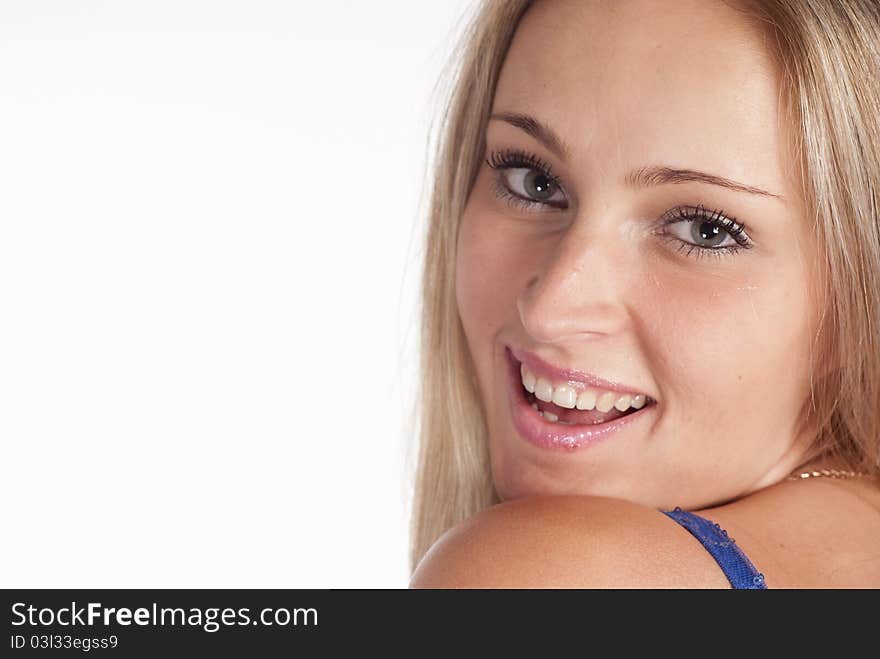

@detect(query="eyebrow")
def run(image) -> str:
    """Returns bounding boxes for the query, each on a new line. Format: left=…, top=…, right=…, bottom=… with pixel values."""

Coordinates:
left=488, top=111, right=783, bottom=200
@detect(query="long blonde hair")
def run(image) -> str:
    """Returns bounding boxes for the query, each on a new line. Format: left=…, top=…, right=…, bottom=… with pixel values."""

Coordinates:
left=408, top=0, right=880, bottom=574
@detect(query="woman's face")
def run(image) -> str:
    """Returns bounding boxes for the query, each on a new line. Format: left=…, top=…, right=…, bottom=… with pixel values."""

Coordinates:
left=456, top=0, right=822, bottom=509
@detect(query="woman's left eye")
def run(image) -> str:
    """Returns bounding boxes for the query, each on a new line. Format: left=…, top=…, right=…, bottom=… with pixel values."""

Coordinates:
left=656, top=205, right=754, bottom=261
left=485, top=149, right=568, bottom=211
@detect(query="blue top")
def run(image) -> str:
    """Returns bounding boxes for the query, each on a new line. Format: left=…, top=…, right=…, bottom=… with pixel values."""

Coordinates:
left=662, top=507, right=767, bottom=589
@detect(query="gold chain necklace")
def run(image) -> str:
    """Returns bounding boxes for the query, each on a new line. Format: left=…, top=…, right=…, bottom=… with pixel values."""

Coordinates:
left=786, top=468, right=869, bottom=481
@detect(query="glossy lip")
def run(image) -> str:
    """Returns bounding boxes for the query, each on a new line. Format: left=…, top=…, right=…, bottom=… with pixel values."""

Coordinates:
left=510, top=345, right=653, bottom=399
left=505, top=346, right=655, bottom=451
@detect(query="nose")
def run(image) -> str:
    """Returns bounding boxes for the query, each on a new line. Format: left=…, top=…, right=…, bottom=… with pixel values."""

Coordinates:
left=517, top=217, right=637, bottom=344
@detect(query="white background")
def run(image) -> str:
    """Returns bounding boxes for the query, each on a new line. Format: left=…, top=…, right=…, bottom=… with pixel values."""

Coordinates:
left=0, top=0, right=476, bottom=587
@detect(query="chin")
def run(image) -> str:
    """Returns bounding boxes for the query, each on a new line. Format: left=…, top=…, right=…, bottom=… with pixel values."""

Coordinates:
left=490, top=451, right=673, bottom=509
left=491, top=457, right=608, bottom=502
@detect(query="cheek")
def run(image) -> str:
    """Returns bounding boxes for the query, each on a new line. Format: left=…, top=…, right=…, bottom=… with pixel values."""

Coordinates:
left=652, top=268, right=814, bottom=434
left=456, top=209, right=532, bottom=341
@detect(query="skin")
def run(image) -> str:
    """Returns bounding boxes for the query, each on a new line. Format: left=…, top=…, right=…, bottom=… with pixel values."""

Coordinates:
left=458, top=0, right=818, bottom=508
left=412, top=0, right=880, bottom=587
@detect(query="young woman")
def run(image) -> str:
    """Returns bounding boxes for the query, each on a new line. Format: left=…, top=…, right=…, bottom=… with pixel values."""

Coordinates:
left=408, top=0, right=880, bottom=588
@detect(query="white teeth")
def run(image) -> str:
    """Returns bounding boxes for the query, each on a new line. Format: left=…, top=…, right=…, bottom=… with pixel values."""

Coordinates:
left=576, top=389, right=597, bottom=410
left=520, top=363, right=651, bottom=414
left=595, top=391, right=617, bottom=413
left=531, top=402, right=539, bottom=411
left=551, top=385, right=577, bottom=409
left=521, top=363, right=536, bottom=393
left=534, top=377, right=553, bottom=403
left=543, top=411, right=559, bottom=422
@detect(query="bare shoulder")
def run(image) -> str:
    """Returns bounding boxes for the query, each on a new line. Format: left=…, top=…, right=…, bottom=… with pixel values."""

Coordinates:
left=696, top=477, right=880, bottom=588
left=410, top=479, right=880, bottom=588
left=409, top=495, right=732, bottom=588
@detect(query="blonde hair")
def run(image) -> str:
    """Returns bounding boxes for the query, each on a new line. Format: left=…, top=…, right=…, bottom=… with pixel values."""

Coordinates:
left=408, top=0, right=880, bottom=574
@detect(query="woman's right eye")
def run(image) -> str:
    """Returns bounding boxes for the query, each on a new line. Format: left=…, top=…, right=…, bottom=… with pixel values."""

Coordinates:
left=485, top=149, right=569, bottom=211
left=494, top=168, right=568, bottom=209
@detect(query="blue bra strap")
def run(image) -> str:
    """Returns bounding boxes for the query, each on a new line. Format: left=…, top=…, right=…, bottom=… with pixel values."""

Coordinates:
left=662, top=508, right=767, bottom=589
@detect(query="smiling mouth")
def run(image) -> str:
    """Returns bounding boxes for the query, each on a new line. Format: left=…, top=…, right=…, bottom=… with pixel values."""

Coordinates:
left=504, top=346, right=657, bottom=450
left=522, top=389, right=639, bottom=425
left=508, top=347, right=655, bottom=425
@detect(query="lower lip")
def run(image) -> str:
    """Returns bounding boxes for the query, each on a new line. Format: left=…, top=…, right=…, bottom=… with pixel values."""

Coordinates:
left=505, top=347, right=654, bottom=451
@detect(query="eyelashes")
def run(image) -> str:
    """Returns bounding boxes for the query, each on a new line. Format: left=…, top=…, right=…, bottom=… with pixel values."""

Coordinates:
left=655, top=204, right=753, bottom=260
left=484, top=147, right=754, bottom=261
left=486, top=148, right=568, bottom=211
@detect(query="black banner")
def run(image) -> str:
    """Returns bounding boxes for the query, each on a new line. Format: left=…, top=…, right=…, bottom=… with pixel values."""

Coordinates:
left=0, top=588, right=870, bottom=654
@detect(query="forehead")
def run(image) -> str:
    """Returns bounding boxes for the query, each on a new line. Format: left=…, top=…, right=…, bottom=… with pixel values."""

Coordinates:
left=492, top=0, right=791, bottom=197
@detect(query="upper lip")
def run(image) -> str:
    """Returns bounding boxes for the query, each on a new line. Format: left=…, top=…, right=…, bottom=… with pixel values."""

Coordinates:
left=509, top=345, right=653, bottom=400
